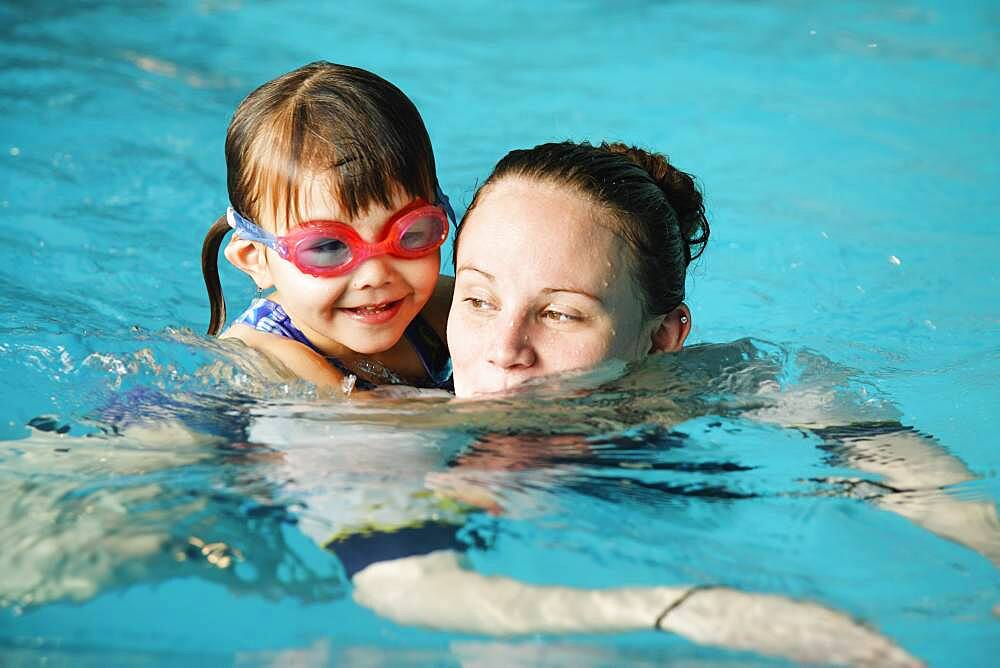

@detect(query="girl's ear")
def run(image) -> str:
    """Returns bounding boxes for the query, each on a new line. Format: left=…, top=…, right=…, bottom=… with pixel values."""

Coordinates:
left=649, top=303, right=692, bottom=353
left=224, top=238, right=274, bottom=290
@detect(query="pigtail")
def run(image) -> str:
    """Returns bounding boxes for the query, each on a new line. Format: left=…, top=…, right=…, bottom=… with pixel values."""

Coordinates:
left=201, top=215, right=231, bottom=335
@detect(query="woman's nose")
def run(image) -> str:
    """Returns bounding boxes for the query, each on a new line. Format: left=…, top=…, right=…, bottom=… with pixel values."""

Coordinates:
left=486, top=315, right=537, bottom=370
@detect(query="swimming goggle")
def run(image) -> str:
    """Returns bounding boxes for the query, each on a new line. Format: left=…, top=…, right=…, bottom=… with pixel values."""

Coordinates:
left=227, top=197, right=451, bottom=278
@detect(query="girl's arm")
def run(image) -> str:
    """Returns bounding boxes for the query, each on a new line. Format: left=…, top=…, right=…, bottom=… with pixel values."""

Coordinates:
left=222, top=324, right=348, bottom=391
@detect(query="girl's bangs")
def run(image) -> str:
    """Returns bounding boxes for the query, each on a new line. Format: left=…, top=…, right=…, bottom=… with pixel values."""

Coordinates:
left=241, top=109, right=435, bottom=232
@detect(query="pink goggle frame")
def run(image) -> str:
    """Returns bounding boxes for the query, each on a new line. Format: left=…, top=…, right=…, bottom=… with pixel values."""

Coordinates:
left=227, top=199, right=449, bottom=278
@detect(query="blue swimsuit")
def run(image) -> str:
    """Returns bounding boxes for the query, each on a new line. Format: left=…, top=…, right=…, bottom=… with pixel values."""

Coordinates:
left=233, top=298, right=453, bottom=391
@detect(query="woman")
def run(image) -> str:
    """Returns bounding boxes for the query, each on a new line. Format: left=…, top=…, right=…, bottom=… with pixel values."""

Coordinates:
left=348, top=142, right=934, bottom=666
left=439, top=140, right=997, bottom=569
left=352, top=138, right=1000, bottom=663
left=447, top=141, right=703, bottom=397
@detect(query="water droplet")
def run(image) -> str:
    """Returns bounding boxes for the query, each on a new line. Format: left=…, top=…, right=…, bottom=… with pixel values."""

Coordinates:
left=888, top=255, right=901, bottom=266
left=9, top=146, right=19, bottom=156
left=820, top=231, right=829, bottom=239
left=809, top=29, right=817, bottom=36
left=867, top=43, right=878, bottom=48
left=924, top=319, right=937, bottom=330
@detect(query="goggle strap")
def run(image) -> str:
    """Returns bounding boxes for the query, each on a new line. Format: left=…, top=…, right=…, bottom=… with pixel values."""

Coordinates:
left=435, top=182, right=457, bottom=226
left=227, top=206, right=278, bottom=246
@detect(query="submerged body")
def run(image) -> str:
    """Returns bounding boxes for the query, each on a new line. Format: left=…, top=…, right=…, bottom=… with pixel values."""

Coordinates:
left=5, top=338, right=994, bottom=666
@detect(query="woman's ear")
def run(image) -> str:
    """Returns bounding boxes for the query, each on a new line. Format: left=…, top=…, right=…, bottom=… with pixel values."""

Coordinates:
left=649, top=303, right=692, bottom=353
left=224, top=237, right=274, bottom=290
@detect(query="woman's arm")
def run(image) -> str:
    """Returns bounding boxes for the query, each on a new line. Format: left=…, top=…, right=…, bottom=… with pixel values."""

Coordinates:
left=829, top=426, right=1000, bottom=567
left=745, top=371, right=1000, bottom=569
left=352, top=550, right=919, bottom=667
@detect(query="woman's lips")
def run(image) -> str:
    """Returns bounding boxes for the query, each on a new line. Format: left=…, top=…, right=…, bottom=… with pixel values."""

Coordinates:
left=340, top=298, right=404, bottom=324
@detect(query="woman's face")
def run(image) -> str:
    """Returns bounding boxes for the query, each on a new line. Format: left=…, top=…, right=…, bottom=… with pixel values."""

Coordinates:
left=448, top=177, right=666, bottom=397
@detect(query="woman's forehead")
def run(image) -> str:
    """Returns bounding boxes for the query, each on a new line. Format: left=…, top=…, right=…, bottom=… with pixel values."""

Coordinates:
left=468, top=178, right=607, bottom=239
left=459, top=178, right=630, bottom=289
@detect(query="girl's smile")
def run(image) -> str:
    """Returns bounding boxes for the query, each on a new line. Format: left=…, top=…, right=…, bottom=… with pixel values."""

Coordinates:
left=339, top=298, right=404, bottom=324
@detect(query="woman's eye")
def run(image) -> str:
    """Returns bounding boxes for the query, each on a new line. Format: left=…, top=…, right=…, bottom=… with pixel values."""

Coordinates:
left=464, top=297, right=494, bottom=311
left=542, top=310, right=580, bottom=323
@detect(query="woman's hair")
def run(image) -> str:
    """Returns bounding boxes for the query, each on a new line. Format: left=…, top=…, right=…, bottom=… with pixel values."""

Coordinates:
left=202, top=61, right=439, bottom=334
left=456, top=141, right=709, bottom=317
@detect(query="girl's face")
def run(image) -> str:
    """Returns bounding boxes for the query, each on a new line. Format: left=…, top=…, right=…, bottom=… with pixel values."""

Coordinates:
left=234, top=175, right=440, bottom=356
left=448, top=177, right=671, bottom=397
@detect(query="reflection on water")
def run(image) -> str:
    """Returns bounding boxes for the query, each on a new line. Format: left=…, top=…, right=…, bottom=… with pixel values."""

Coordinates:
left=1, top=335, right=994, bottom=627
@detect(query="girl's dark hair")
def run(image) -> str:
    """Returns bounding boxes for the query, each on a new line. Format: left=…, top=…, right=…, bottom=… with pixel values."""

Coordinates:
left=455, top=141, right=709, bottom=317
left=202, top=61, right=439, bottom=334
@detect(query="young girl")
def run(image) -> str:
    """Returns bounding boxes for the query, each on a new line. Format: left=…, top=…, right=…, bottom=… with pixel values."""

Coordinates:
left=201, top=62, right=455, bottom=393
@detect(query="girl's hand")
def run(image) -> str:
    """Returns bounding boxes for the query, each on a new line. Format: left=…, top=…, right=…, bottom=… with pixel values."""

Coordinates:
left=222, top=324, right=349, bottom=392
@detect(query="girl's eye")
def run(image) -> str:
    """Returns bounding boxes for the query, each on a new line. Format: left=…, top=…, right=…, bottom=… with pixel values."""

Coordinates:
left=401, top=228, right=428, bottom=247
left=398, top=216, right=442, bottom=250
left=298, top=238, right=351, bottom=267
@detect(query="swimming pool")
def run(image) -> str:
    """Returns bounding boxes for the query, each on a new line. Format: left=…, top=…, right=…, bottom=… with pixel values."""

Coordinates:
left=1, top=1, right=998, bottom=664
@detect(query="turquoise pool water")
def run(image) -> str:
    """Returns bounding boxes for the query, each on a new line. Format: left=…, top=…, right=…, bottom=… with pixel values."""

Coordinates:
left=1, top=1, right=998, bottom=664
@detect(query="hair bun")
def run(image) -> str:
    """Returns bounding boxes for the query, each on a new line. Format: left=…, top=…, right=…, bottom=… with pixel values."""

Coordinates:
left=600, top=142, right=709, bottom=264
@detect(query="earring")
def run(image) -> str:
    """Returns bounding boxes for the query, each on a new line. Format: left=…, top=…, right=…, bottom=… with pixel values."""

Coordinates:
left=680, top=314, right=689, bottom=325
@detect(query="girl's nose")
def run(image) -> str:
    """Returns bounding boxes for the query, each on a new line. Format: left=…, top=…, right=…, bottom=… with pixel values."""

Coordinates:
left=350, top=254, right=394, bottom=291
left=486, top=315, right=537, bottom=370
